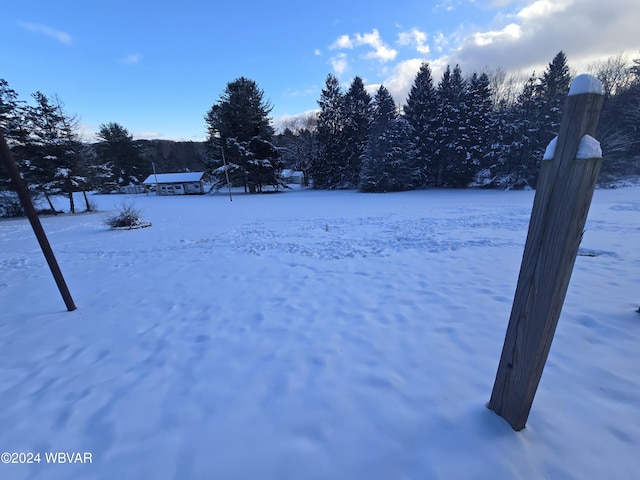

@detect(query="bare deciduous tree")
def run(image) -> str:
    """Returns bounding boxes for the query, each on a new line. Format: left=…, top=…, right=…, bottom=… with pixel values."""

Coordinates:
left=587, top=53, right=634, bottom=98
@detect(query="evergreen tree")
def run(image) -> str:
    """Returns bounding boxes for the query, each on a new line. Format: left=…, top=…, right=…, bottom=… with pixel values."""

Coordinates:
left=360, top=86, right=412, bottom=192
left=0, top=79, right=27, bottom=148
left=95, top=122, right=144, bottom=190
left=204, top=77, right=281, bottom=192
left=483, top=53, right=570, bottom=189
left=312, top=74, right=346, bottom=189
left=514, top=51, right=571, bottom=188
left=403, top=63, right=437, bottom=187
left=499, top=73, right=544, bottom=188
left=466, top=72, right=495, bottom=175
left=537, top=51, right=572, bottom=139
left=0, top=79, right=27, bottom=215
left=433, top=65, right=472, bottom=187
left=342, top=76, right=372, bottom=187
left=21, top=92, right=89, bottom=213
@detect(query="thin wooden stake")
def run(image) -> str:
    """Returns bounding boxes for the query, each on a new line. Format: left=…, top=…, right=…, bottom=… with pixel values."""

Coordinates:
left=0, top=130, right=76, bottom=311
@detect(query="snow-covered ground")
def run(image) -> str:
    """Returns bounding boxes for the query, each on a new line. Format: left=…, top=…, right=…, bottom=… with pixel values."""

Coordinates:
left=1, top=187, right=638, bottom=480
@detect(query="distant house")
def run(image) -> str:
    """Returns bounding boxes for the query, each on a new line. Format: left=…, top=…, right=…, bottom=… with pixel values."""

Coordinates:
left=280, top=169, right=305, bottom=185
left=290, top=171, right=305, bottom=185
left=142, top=172, right=206, bottom=195
left=123, top=184, right=146, bottom=194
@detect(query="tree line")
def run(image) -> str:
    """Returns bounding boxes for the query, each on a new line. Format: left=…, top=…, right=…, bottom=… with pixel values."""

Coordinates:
left=275, top=51, right=640, bottom=192
left=2, top=50, right=640, bottom=216
left=0, top=85, right=206, bottom=215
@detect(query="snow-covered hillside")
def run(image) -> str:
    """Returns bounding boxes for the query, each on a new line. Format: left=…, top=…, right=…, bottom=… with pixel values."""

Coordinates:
left=1, top=187, right=638, bottom=479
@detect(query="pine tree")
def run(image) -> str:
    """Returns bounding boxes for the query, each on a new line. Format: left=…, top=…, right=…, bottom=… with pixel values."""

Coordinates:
left=0, top=79, right=27, bottom=148
left=360, top=86, right=412, bottom=192
left=434, top=65, right=472, bottom=187
left=204, top=77, right=281, bottom=193
left=21, top=92, right=88, bottom=213
left=312, top=74, right=346, bottom=189
left=500, top=73, right=544, bottom=188
left=403, top=63, right=437, bottom=187
left=1, top=80, right=23, bottom=183
left=514, top=51, right=571, bottom=188
left=0, top=79, right=28, bottom=215
left=466, top=72, right=495, bottom=176
left=537, top=51, right=572, bottom=139
left=95, top=122, right=144, bottom=190
left=342, top=76, right=372, bottom=187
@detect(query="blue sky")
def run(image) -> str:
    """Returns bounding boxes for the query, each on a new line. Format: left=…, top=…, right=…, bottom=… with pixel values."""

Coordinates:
left=2, top=0, right=639, bottom=141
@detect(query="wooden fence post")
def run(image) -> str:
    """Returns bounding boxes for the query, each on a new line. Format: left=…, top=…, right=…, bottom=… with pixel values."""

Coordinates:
left=0, top=130, right=76, bottom=312
left=487, top=74, right=605, bottom=431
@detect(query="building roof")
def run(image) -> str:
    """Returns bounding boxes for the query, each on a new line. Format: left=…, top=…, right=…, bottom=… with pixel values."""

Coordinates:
left=142, top=172, right=205, bottom=185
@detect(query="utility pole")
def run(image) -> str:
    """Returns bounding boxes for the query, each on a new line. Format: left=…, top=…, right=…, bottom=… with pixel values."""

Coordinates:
left=221, top=146, right=233, bottom=202
left=152, top=162, right=160, bottom=195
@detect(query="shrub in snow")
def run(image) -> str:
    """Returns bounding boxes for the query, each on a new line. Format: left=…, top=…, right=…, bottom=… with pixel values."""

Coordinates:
left=104, top=203, right=150, bottom=229
left=473, top=171, right=531, bottom=190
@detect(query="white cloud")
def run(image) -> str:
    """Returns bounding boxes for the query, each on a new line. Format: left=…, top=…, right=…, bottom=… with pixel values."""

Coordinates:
left=443, top=0, right=640, bottom=80
left=355, top=30, right=398, bottom=62
left=18, top=22, right=72, bottom=45
left=317, top=0, right=640, bottom=113
left=329, top=29, right=397, bottom=63
left=363, top=44, right=397, bottom=62
left=471, top=23, right=521, bottom=46
left=121, top=53, right=142, bottom=64
left=516, top=0, right=572, bottom=21
left=330, top=34, right=354, bottom=49
left=314, top=49, right=322, bottom=56
left=330, top=53, right=349, bottom=75
left=397, top=28, right=431, bottom=54
left=433, top=32, right=450, bottom=53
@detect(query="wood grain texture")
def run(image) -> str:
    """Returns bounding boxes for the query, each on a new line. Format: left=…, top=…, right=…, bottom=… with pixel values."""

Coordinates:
left=488, top=92, right=604, bottom=431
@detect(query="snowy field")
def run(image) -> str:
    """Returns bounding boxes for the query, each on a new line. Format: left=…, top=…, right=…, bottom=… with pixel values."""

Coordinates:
left=0, top=186, right=639, bottom=480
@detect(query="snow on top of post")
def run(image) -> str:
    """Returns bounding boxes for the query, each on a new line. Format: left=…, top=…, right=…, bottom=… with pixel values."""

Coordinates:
left=542, top=136, right=558, bottom=161
left=576, top=134, right=602, bottom=159
left=568, top=74, right=604, bottom=96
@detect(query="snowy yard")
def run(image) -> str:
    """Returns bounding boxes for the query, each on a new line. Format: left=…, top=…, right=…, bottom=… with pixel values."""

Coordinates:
left=1, top=187, right=639, bottom=480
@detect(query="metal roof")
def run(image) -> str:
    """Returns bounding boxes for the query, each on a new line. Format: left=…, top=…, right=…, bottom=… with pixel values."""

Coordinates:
left=142, top=172, right=205, bottom=185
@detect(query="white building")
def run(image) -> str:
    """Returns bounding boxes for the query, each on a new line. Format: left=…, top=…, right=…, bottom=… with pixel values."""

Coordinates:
left=142, top=172, right=206, bottom=195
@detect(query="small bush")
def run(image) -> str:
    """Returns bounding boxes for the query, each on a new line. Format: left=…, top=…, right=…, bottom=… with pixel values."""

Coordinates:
left=105, top=202, right=146, bottom=229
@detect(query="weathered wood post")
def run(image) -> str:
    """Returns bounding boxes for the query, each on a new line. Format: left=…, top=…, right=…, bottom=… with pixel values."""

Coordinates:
left=0, top=130, right=77, bottom=312
left=488, top=74, right=605, bottom=431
